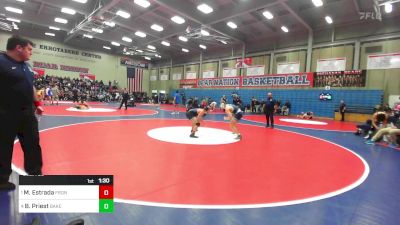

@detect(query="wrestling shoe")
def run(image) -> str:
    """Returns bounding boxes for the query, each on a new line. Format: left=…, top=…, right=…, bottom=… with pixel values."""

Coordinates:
left=365, top=140, right=375, bottom=145
left=190, top=133, right=198, bottom=138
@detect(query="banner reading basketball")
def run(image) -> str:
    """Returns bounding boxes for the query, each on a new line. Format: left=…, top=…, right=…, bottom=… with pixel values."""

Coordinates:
left=242, top=73, right=313, bottom=87
left=183, top=73, right=313, bottom=88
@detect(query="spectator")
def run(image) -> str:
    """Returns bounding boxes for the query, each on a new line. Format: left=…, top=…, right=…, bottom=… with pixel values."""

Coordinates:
left=339, top=100, right=346, bottom=121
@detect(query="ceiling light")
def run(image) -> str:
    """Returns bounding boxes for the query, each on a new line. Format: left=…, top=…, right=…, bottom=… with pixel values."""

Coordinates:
left=178, top=36, right=188, bottom=42
left=116, top=10, right=131, bottom=19
left=5, top=7, right=23, bottom=14
left=92, top=28, right=103, bottom=33
left=325, top=16, right=333, bottom=24
left=182, top=48, right=189, bottom=52
left=83, top=34, right=93, bottom=38
left=199, top=44, right=207, bottom=49
left=147, top=45, right=156, bottom=50
left=171, top=15, right=185, bottom=24
left=72, top=0, right=88, bottom=3
left=281, top=26, right=289, bottom=32
left=45, top=32, right=55, bottom=37
left=134, top=0, right=151, bottom=8
left=200, top=29, right=210, bottom=36
left=136, top=50, right=143, bottom=53
left=227, top=21, right=237, bottom=29
left=6, top=18, right=21, bottom=23
left=122, top=36, right=132, bottom=42
left=144, top=56, right=151, bottom=60
left=385, top=3, right=393, bottom=13
left=103, top=46, right=111, bottom=50
left=151, top=24, right=164, bottom=32
left=13, top=24, right=19, bottom=30
left=55, top=17, right=68, bottom=24
left=312, top=0, right=323, bottom=7
left=49, top=26, right=60, bottom=30
left=220, top=40, right=227, bottom=44
left=16, top=0, right=25, bottom=2
left=111, top=41, right=120, bottom=46
left=197, top=3, right=213, bottom=14
left=135, top=31, right=146, bottom=38
left=104, top=21, right=115, bottom=27
left=61, top=7, right=76, bottom=15
left=161, top=41, right=170, bottom=46
left=263, top=11, right=274, bottom=20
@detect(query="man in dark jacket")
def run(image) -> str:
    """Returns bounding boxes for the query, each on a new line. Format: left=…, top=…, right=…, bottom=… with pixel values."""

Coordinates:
left=264, top=92, right=277, bottom=128
left=118, top=89, right=130, bottom=110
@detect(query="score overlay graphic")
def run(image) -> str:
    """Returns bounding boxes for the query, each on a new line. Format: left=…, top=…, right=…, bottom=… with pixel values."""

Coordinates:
left=19, top=175, right=114, bottom=213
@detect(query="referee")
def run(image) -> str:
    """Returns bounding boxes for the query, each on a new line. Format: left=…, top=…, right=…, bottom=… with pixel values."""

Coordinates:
left=0, top=36, right=44, bottom=191
left=264, top=92, right=277, bottom=128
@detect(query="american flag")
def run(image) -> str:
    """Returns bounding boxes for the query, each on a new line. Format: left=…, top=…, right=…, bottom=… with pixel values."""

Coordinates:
left=127, top=67, right=144, bottom=92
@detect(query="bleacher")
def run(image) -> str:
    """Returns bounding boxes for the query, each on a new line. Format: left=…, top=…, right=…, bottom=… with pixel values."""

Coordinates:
left=334, top=105, right=375, bottom=114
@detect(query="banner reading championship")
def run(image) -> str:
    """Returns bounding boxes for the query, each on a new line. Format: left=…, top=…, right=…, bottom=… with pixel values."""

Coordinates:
left=192, top=72, right=314, bottom=88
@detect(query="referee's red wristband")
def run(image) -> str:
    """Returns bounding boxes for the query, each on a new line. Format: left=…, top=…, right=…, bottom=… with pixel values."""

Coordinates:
left=34, top=101, right=43, bottom=107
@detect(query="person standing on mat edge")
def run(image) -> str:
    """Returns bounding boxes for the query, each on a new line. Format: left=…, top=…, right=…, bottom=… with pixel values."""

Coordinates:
left=264, top=92, right=277, bottom=128
left=339, top=100, right=346, bottom=122
left=118, top=88, right=129, bottom=110
left=0, top=35, right=44, bottom=191
left=172, top=90, right=181, bottom=114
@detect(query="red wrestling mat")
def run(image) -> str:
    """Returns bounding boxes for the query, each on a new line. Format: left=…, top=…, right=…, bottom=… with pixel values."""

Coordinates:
left=42, top=105, right=157, bottom=117
left=243, top=115, right=357, bottom=132
left=159, top=105, right=225, bottom=114
left=12, top=120, right=367, bottom=207
left=48, top=101, right=107, bottom=105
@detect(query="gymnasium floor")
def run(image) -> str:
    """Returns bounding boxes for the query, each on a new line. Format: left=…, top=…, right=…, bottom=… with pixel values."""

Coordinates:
left=1, top=103, right=399, bottom=225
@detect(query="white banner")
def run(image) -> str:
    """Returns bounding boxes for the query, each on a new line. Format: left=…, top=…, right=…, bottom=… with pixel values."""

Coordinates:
left=367, top=53, right=400, bottom=69
left=277, top=62, right=300, bottom=74
left=150, top=75, right=157, bottom=81
left=202, top=70, right=215, bottom=78
left=246, top=65, right=265, bottom=76
left=172, top=73, right=182, bottom=80
left=186, top=72, right=197, bottom=79
left=160, top=74, right=169, bottom=81
left=222, top=68, right=237, bottom=77
left=316, top=58, right=346, bottom=72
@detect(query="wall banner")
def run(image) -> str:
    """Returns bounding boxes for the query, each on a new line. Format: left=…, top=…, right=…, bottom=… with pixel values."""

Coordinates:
left=180, top=73, right=314, bottom=88
left=313, top=70, right=366, bottom=87
left=242, top=72, right=314, bottom=88
left=197, top=77, right=240, bottom=88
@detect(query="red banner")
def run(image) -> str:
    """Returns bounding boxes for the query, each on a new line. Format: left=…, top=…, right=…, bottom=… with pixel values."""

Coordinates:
left=79, top=73, right=96, bottom=81
left=182, top=72, right=314, bottom=89
left=241, top=72, right=314, bottom=88
left=32, top=68, right=45, bottom=78
left=236, top=57, right=252, bottom=68
left=179, top=79, right=198, bottom=88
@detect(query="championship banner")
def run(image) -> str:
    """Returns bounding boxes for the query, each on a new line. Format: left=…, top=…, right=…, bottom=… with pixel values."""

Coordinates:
left=179, top=79, right=198, bottom=88
left=197, top=77, right=240, bottom=88
left=313, top=70, right=366, bottom=87
left=120, top=57, right=148, bottom=69
left=242, top=72, right=313, bottom=88
left=79, top=73, right=96, bottom=81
